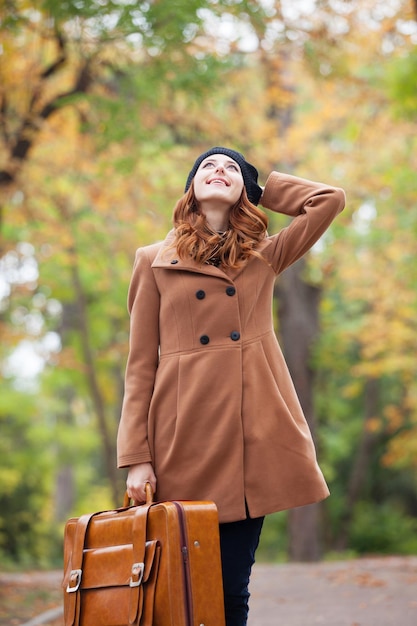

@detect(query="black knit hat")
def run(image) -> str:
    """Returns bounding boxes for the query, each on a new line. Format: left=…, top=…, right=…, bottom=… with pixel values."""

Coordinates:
left=184, top=147, right=263, bottom=206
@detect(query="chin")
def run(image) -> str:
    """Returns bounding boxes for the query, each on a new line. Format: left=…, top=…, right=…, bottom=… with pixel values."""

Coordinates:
left=198, top=190, right=237, bottom=204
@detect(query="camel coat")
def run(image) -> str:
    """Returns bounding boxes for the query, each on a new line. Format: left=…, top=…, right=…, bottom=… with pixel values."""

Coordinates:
left=117, top=171, right=345, bottom=523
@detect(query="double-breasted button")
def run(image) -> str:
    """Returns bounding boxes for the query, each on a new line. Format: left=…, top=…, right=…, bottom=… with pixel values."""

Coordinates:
left=200, top=335, right=210, bottom=345
left=170, top=259, right=178, bottom=264
left=230, top=331, right=240, bottom=341
left=226, top=286, right=236, bottom=296
left=196, top=290, right=206, bottom=300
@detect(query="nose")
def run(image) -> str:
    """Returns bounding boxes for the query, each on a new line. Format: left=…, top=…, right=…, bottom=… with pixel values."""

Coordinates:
left=215, top=164, right=226, bottom=174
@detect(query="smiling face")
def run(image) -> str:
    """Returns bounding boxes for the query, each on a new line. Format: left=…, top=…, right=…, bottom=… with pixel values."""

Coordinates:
left=192, top=154, right=244, bottom=210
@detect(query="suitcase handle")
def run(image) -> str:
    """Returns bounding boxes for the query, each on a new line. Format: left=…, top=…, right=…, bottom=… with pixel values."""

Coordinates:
left=123, top=482, right=154, bottom=507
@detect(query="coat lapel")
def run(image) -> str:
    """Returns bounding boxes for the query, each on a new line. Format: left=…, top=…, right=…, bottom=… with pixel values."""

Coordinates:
left=151, top=229, right=231, bottom=279
left=151, top=228, right=272, bottom=281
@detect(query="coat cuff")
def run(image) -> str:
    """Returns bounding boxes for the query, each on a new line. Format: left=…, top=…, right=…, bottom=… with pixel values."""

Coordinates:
left=117, top=451, right=153, bottom=469
left=260, top=171, right=345, bottom=217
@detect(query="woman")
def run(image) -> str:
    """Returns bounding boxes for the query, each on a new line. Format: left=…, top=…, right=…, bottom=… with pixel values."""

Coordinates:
left=117, top=147, right=345, bottom=625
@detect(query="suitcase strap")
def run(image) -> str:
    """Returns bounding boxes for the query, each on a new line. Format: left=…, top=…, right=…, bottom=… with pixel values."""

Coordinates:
left=128, top=504, right=151, bottom=625
left=65, top=512, right=95, bottom=626
left=125, top=485, right=161, bottom=625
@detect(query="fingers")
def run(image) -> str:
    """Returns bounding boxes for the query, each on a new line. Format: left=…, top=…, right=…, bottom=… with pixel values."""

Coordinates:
left=127, top=481, right=154, bottom=503
left=126, top=462, right=157, bottom=502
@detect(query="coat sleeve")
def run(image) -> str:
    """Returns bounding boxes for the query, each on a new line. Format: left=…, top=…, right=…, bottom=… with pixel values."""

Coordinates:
left=117, top=247, right=160, bottom=468
left=259, top=171, right=345, bottom=274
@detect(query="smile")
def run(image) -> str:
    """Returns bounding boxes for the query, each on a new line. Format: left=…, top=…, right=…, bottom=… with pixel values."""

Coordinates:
left=207, top=178, right=230, bottom=186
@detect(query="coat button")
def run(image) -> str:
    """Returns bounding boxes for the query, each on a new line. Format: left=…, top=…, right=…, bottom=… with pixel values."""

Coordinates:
left=226, top=286, right=236, bottom=296
left=196, top=290, right=206, bottom=300
left=170, top=259, right=178, bottom=264
left=230, top=331, right=240, bottom=341
left=200, top=335, right=210, bottom=345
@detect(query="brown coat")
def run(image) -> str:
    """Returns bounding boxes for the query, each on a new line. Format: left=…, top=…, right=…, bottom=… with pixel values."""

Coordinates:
left=117, top=171, right=345, bottom=523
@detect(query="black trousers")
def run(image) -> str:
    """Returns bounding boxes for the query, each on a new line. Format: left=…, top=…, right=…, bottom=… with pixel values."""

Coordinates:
left=219, top=514, right=264, bottom=626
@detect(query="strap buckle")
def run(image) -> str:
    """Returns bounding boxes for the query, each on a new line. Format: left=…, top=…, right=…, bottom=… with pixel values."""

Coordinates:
left=66, top=569, right=82, bottom=593
left=129, top=562, right=144, bottom=587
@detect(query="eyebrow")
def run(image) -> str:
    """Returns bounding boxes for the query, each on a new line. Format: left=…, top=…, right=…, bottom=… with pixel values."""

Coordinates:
left=201, top=158, right=238, bottom=166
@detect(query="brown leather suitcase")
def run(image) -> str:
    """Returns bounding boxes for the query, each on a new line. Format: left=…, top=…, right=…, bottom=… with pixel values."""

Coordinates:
left=62, top=486, right=225, bottom=626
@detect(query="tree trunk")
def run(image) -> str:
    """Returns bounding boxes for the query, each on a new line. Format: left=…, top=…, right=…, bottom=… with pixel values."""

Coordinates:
left=68, top=253, right=120, bottom=506
left=336, top=377, right=381, bottom=550
left=56, top=196, right=121, bottom=506
left=275, top=257, right=324, bottom=561
left=288, top=503, right=322, bottom=562
left=55, top=465, right=75, bottom=522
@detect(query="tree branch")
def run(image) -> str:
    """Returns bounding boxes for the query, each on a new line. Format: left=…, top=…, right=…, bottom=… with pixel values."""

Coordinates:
left=0, top=92, right=9, bottom=144
left=7, top=61, right=92, bottom=165
left=40, top=30, right=66, bottom=79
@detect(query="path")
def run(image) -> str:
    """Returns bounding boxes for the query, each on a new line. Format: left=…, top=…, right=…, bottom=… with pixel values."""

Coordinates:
left=249, top=556, right=417, bottom=625
left=1, top=556, right=416, bottom=625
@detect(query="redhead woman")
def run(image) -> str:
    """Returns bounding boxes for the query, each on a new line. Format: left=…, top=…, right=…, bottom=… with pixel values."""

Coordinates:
left=117, top=147, right=345, bottom=626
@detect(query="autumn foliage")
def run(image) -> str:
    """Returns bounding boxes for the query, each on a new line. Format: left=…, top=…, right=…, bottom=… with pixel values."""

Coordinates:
left=1, top=0, right=417, bottom=564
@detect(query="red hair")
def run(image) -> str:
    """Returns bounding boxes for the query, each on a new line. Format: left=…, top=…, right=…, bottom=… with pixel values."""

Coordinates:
left=171, top=184, right=268, bottom=268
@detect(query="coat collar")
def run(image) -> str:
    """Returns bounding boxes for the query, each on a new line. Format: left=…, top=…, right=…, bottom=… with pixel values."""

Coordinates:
left=151, top=229, right=271, bottom=280
left=151, top=230, right=226, bottom=277
left=151, top=229, right=238, bottom=279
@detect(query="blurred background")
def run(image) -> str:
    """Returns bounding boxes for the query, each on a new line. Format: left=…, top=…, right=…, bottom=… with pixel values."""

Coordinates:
left=1, top=0, right=416, bottom=569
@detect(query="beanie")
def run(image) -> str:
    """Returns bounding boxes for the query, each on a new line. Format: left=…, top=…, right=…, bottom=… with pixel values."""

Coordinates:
left=184, top=147, right=263, bottom=206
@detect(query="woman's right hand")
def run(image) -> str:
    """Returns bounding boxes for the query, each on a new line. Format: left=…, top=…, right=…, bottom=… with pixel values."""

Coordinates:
left=126, top=462, right=157, bottom=503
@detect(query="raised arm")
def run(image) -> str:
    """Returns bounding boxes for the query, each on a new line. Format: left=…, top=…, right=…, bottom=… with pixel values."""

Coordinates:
left=260, top=171, right=345, bottom=274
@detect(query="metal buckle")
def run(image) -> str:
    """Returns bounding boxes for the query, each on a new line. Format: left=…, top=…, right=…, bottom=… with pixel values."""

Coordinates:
left=66, top=569, right=82, bottom=593
left=129, top=562, right=144, bottom=587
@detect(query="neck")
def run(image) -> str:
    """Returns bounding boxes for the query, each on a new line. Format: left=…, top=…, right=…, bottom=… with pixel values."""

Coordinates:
left=201, top=202, right=230, bottom=232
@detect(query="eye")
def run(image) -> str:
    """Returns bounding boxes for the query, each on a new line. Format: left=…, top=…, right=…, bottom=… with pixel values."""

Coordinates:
left=227, top=163, right=239, bottom=171
left=202, top=161, right=215, bottom=168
